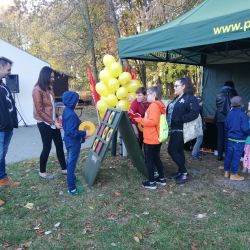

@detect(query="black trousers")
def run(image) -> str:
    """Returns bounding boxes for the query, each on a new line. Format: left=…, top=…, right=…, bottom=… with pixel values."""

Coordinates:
left=168, top=131, right=187, bottom=173
left=144, top=143, right=164, bottom=182
left=37, top=122, right=66, bottom=173
left=216, top=122, right=226, bottom=159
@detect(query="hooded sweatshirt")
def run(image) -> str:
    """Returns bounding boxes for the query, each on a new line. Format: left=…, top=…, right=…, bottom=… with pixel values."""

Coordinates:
left=0, top=80, right=18, bottom=131
left=62, top=91, right=86, bottom=145
left=137, top=100, right=166, bottom=144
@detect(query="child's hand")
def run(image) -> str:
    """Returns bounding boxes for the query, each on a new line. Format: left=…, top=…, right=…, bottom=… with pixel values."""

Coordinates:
left=55, top=121, right=62, bottom=129
left=85, top=130, right=90, bottom=138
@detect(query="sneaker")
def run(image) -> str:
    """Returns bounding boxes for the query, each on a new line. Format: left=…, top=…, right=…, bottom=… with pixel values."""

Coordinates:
left=61, top=169, right=67, bottom=175
left=154, top=171, right=159, bottom=178
left=0, top=198, right=5, bottom=207
left=0, top=177, right=20, bottom=187
left=39, top=173, right=55, bottom=180
left=175, top=173, right=189, bottom=185
left=230, top=174, right=244, bottom=181
left=155, top=177, right=167, bottom=186
left=142, top=180, right=157, bottom=190
left=171, top=172, right=182, bottom=180
left=224, top=171, right=230, bottom=178
left=68, top=187, right=84, bottom=195
left=192, top=156, right=198, bottom=160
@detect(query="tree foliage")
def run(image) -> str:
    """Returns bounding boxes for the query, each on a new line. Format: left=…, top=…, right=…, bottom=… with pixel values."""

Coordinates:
left=0, top=0, right=203, bottom=94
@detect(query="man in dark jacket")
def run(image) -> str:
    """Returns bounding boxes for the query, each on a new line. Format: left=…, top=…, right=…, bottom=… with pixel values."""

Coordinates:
left=0, top=57, right=20, bottom=206
left=224, top=96, right=250, bottom=181
left=215, top=80, right=237, bottom=161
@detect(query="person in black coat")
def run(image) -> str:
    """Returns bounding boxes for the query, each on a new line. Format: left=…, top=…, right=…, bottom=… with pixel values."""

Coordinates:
left=167, top=77, right=200, bottom=184
left=0, top=57, right=20, bottom=207
left=215, top=80, right=238, bottom=161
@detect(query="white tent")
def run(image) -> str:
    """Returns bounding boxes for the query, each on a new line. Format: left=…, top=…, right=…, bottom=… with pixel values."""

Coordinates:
left=0, top=39, right=50, bottom=125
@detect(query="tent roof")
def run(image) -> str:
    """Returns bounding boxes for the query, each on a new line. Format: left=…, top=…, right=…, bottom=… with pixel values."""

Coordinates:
left=118, top=0, right=250, bottom=65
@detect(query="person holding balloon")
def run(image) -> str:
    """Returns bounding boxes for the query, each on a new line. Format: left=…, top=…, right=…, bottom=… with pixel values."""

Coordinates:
left=62, top=91, right=89, bottom=195
left=135, top=86, right=166, bottom=190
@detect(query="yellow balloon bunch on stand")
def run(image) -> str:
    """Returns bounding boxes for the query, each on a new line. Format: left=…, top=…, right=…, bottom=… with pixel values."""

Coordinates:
left=95, top=54, right=142, bottom=117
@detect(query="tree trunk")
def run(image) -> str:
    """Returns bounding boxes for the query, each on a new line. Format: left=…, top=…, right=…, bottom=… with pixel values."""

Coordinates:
left=108, top=0, right=128, bottom=68
left=78, top=0, right=98, bottom=82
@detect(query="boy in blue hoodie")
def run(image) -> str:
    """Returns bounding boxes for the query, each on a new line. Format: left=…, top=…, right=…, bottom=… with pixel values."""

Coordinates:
left=62, top=91, right=88, bottom=194
left=224, top=96, right=250, bottom=181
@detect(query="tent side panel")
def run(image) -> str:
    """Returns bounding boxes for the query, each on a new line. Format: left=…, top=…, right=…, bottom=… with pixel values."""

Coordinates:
left=203, top=63, right=250, bottom=117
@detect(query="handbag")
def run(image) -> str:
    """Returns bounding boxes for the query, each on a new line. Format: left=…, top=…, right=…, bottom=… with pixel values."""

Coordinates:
left=183, top=114, right=203, bottom=143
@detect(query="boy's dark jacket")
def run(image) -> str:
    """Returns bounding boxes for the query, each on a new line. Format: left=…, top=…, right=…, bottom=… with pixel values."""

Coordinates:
left=168, top=93, right=200, bottom=130
left=0, top=80, right=18, bottom=132
left=225, top=107, right=250, bottom=140
left=62, top=91, right=86, bottom=145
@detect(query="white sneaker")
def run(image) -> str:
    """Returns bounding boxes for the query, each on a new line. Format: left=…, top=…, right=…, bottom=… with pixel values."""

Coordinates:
left=61, top=169, right=67, bottom=175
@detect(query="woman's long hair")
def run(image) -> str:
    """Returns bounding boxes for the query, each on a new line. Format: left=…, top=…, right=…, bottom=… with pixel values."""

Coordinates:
left=177, top=77, right=195, bottom=95
left=35, top=66, right=53, bottom=91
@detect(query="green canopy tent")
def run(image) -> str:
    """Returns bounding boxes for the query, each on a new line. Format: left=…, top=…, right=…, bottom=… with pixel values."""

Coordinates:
left=118, top=0, right=250, bottom=66
left=118, top=0, right=250, bottom=149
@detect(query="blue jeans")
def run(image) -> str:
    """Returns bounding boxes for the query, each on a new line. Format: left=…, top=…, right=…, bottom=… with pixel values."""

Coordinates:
left=66, top=142, right=81, bottom=192
left=224, top=140, right=244, bottom=174
left=0, top=131, right=13, bottom=180
left=192, top=135, right=203, bottom=157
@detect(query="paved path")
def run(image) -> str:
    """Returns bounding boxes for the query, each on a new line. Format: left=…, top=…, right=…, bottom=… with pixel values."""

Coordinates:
left=6, top=126, right=94, bottom=164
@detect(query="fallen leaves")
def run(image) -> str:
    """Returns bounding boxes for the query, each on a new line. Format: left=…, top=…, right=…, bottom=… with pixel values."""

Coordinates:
left=24, top=203, right=34, bottom=210
left=196, top=213, right=207, bottom=219
left=83, top=222, right=93, bottom=235
left=111, top=191, right=121, bottom=198
left=134, top=232, right=143, bottom=243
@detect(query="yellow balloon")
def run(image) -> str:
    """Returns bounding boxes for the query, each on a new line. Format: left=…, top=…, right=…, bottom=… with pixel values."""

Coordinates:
left=109, top=62, right=123, bottom=78
left=95, top=82, right=109, bottom=97
left=116, top=99, right=130, bottom=111
left=99, top=111, right=105, bottom=119
left=108, top=78, right=120, bottom=92
left=103, top=54, right=116, bottom=67
left=96, top=100, right=108, bottom=113
left=101, top=95, right=109, bottom=103
left=118, top=72, right=132, bottom=86
left=116, top=86, right=128, bottom=100
left=127, top=80, right=141, bottom=93
left=99, top=68, right=111, bottom=85
left=106, top=94, right=118, bottom=107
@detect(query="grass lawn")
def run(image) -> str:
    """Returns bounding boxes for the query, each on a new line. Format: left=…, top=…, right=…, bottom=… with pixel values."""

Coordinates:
left=1, top=107, right=250, bottom=249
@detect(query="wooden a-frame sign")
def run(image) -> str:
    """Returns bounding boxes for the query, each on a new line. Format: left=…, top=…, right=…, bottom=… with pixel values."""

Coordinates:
left=83, top=108, right=147, bottom=186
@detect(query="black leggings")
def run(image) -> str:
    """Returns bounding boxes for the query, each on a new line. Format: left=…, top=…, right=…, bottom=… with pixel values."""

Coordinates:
left=144, top=143, right=164, bottom=182
left=168, top=131, right=187, bottom=173
left=37, top=122, right=66, bottom=173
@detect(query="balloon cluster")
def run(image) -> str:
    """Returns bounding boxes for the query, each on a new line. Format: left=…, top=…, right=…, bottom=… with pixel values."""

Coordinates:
left=95, top=55, right=142, bottom=117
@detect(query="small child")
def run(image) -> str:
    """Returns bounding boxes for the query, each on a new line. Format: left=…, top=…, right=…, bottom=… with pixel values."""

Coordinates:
left=243, top=110, right=250, bottom=173
left=224, top=96, right=250, bottom=181
left=62, top=91, right=88, bottom=195
left=135, top=86, right=166, bottom=189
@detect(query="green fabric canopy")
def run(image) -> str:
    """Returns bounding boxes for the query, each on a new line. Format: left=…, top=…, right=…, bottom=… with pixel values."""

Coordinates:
left=118, top=0, right=250, bottom=65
